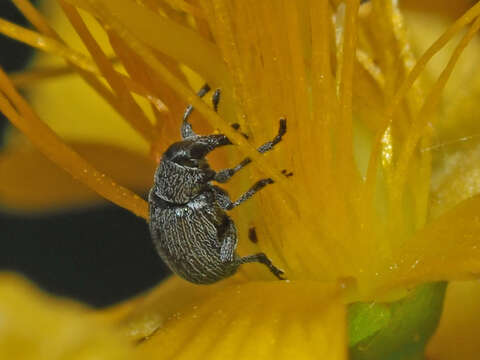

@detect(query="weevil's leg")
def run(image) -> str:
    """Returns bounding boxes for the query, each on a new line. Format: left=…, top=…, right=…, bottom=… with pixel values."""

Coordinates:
left=212, top=88, right=221, bottom=112
left=213, top=118, right=286, bottom=183
left=219, top=219, right=238, bottom=263
left=238, top=253, right=285, bottom=280
left=257, top=117, right=287, bottom=153
left=212, top=185, right=234, bottom=210
left=181, top=84, right=211, bottom=139
left=213, top=178, right=274, bottom=210
left=228, top=178, right=273, bottom=209
left=214, top=157, right=252, bottom=183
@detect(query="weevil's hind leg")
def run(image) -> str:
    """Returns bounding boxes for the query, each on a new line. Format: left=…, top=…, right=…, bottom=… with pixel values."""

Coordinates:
left=238, top=253, right=285, bottom=280
left=181, top=84, right=211, bottom=139
left=214, top=118, right=287, bottom=183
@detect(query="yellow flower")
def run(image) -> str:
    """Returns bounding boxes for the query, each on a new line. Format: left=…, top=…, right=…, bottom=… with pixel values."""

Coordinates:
left=1, top=0, right=480, bottom=359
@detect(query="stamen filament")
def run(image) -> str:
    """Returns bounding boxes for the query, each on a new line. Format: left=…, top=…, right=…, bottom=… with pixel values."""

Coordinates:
left=0, top=67, right=149, bottom=219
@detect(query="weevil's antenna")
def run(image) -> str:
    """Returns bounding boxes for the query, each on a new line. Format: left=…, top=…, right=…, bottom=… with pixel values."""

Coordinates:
left=181, top=84, right=211, bottom=139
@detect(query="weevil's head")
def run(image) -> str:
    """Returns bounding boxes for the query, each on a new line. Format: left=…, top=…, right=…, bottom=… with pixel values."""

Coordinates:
left=164, top=139, right=212, bottom=170
left=165, top=134, right=231, bottom=167
left=152, top=135, right=230, bottom=204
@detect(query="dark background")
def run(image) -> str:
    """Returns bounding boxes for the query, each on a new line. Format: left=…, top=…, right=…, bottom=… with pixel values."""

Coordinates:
left=0, top=1, right=170, bottom=307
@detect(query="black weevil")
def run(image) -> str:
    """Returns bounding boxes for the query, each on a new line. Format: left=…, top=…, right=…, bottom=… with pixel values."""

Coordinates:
left=149, top=85, right=286, bottom=284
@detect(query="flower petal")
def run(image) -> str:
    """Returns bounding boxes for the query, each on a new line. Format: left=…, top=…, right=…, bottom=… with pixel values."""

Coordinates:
left=98, top=275, right=236, bottom=342
left=0, top=141, right=155, bottom=212
left=385, top=195, right=480, bottom=289
left=430, top=144, right=480, bottom=219
left=0, top=273, right=135, bottom=359
left=134, top=280, right=346, bottom=360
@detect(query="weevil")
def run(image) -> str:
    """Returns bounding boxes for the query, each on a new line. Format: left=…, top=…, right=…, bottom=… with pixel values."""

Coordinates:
left=148, top=85, right=286, bottom=284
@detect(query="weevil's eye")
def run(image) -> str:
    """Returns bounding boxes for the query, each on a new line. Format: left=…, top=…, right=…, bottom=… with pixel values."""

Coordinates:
left=173, top=156, right=198, bottom=168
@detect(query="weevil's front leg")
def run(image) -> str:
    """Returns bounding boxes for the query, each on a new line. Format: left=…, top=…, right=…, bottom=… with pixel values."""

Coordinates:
left=238, top=253, right=285, bottom=280
left=219, top=219, right=238, bottom=263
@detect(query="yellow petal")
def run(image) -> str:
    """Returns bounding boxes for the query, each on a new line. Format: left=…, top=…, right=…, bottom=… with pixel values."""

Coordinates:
left=98, top=275, right=238, bottom=342
left=0, top=141, right=155, bottom=212
left=133, top=280, right=346, bottom=360
left=383, top=195, right=480, bottom=290
left=0, top=273, right=135, bottom=360
left=427, top=280, right=480, bottom=360
left=430, top=144, right=480, bottom=219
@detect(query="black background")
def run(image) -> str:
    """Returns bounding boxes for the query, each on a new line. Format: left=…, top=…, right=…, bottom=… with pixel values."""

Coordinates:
left=0, top=1, right=170, bottom=307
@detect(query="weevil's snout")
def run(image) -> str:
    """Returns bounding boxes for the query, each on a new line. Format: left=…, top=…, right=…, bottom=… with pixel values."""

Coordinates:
left=188, top=142, right=211, bottom=160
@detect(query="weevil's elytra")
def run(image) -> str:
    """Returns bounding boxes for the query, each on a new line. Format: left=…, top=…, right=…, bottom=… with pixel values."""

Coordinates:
left=148, top=84, right=287, bottom=284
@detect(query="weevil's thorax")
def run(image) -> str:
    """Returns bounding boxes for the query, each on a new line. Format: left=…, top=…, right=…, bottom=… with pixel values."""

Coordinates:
left=153, top=139, right=215, bottom=204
